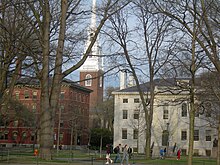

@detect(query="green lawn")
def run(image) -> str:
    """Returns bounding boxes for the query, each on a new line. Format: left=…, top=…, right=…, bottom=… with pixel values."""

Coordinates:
left=0, top=148, right=217, bottom=165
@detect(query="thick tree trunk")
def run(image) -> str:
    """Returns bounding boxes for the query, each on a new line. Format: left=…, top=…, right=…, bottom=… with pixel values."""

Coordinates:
left=50, top=0, right=68, bottom=156
left=39, top=0, right=51, bottom=160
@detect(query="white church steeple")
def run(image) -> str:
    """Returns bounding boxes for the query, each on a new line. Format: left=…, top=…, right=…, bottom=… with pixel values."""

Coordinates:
left=79, top=0, right=104, bottom=129
left=80, top=0, right=103, bottom=72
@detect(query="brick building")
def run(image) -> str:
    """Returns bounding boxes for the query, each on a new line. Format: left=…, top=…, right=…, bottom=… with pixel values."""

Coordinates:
left=0, top=78, right=92, bottom=148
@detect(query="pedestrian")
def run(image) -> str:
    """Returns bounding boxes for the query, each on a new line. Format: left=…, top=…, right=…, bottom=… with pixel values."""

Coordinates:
left=160, top=148, right=164, bottom=159
left=114, top=144, right=121, bottom=163
left=177, top=149, right=181, bottom=160
left=127, top=146, right=132, bottom=159
left=105, top=144, right=113, bottom=164
left=164, top=147, right=167, bottom=157
left=121, top=144, right=130, bottom=165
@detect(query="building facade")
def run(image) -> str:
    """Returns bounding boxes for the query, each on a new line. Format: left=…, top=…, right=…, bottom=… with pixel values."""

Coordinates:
left=113, top=78, right=217, bottom=157
left=0, top=78, right=91, bottom=148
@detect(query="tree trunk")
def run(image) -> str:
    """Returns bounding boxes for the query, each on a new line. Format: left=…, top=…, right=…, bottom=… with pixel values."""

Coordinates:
left=188, top=6, right=196, bottom=164
left=100, top=136, right=103, bottom=158
left=39, top=0, right=51, bottom=160
left=50, top=0, right=68, bottom=157
left=188, top=103, right=195, bottom=165
left=217, top=115, right=220, bottom=165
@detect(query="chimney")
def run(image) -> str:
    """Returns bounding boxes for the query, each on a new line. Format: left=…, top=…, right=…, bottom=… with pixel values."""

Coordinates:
left=119, top=71, right=127, bottom=90
left=127, top=73, right=136, bottom=87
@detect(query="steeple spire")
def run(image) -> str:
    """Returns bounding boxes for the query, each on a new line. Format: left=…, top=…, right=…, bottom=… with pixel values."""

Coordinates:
left=90, top=0, right=96, bottom=32
left=80, top=0, right=103, bottom=72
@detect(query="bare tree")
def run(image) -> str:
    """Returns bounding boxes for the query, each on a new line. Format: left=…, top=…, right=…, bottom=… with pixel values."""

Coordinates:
left=105, top=1, right=173, bottom=158
left=153, top=0, right=220, bottom=164
left=16, top=0, right=131, bottom=159
left=198, top=71, right=220, bottom=130
left=0, top=1, right=40, bottom=138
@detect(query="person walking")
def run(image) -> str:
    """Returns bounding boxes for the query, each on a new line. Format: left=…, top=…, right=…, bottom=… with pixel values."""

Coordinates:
left=121, top=144, right=130, bottom=165
left=177, top=149, right=181, bottom=160
left=164, top=147, right=167, bottom=157
left=160, top=148, right=164, bottom=159
left=105, top=144, right=113, bottom=164
left=114, top=144, right=121, bottom=163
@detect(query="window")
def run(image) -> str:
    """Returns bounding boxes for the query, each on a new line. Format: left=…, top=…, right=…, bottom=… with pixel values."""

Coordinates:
left=31, top=133, right=35, bottom=141
left=182, top=103, right=187, bottom=117
left=162, top=130, right=169, bottom=146
left=22, top=132, right=27, bottom=141
left=60, top=120, right=64, bottom=127
left=122, top=129, right=127, bottom=139
left=59, top=133, right=64, bottom=141
left=33, top=91, right=37, bottom=99
left=206, top=150, right=211, bottom=156
left=206, top=130, right=211, bottom=141
left=181, top=130, right=187, bottom=141
left=133, top=148, right=138, bottom=153
left=13, top=120, right=18, bottom=127
left=32, top=103, right=36, bottom=113
left=134, top=110, right=139, bottom=119
left=4, top=132, right=8, bottom=140
left=194, top=130, right=199, bottom=141
left=133, top=129, right=138, bottom=139
left=24, top=90, right=29, bottom=99
left=134, top=98, right=139, bottom=103
left=60, top=91, right=65, bottom=100
left=123, top=110, right=128, bottom=119
left=0, top=132, right=3, bottom=140
left=85, top=74, right=92, bottom=86
left=15, top=92, right=20, bottom=100
left=163, top=104, right=168, bottom=119
left=123, top=98, right=128, bottom=103
left=12, top=132, right=18, bottom=140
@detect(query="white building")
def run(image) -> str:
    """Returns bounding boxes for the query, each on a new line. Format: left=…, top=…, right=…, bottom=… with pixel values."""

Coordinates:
left=113, top=77, right=217, bottom=157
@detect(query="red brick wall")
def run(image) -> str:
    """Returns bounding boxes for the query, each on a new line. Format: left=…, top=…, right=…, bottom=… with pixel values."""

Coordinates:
left=80, top=70, right=104, bottom=110
left=0, top=84, right=90, bottom=146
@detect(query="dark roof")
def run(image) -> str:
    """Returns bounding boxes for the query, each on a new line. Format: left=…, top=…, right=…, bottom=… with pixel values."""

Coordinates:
left=115, top=77, right=192, bottom=93
left=16, top=77, right=40, bottom=85
left=15, top=77, right=92, bottom=93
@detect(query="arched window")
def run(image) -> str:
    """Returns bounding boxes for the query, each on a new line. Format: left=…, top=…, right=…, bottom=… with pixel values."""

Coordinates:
left=22, top=132, right=27, bottom=141
left=182, top=103, right=187, bottom=117
left=12, top=132, right=18, bottom=140
left=85, top=74, right=92, bottom=86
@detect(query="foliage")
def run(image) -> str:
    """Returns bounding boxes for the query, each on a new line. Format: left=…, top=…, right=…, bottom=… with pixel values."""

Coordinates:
left=90, top=128, right=113, bottom=150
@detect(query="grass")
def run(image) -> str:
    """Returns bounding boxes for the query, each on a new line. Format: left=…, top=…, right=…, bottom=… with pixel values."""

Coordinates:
left=0, top=148, right=217, bottom=165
